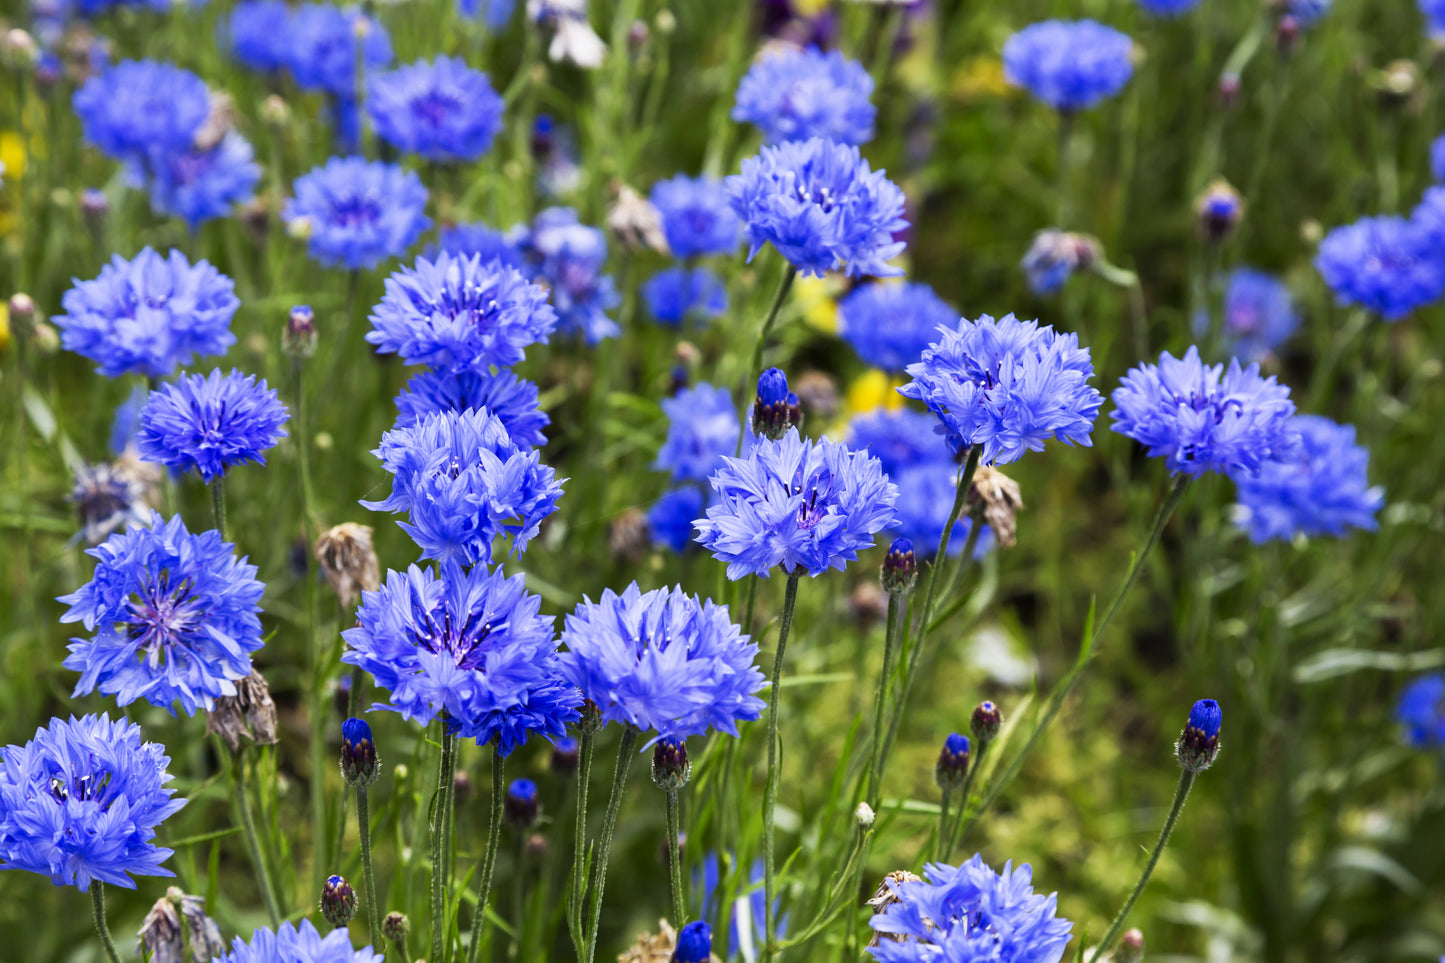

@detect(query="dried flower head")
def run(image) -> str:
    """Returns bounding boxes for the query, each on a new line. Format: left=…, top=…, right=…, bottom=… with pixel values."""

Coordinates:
left=866, top=871, right=923, bottom=948
left=314, top=523, right=381, bottom=608
left=137, top=887, right=224, bottom=963
left=607, top=183, right=670, bottom=255
left=205, top=670, right=279, bottom=754
left=968, top=465, right=1024, bottom=549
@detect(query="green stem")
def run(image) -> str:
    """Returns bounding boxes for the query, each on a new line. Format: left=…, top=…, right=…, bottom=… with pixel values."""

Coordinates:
left=935, top=789, right=952, bottom=862
left=761, top=571, right=802, bottom=963
left=390, top=926, right=411, bottom=962
left=1056, top=110, right=1075, bottom=228
left=464, top=747, right=507, bottom=963
left=1093, top=475, right=1191, bottom=645
left=294, top=358, right=319, bottom=533
left=944, top=739, right=988, bottom=861
left=1085, top=770, right=1197, bottom=963
left=583, top=727, right=639, bottom=963
left=567, top=727, right=596, bottom=953
left=864, top=592, right=903, bottom=807
left=357, top=787, right=380, bottom=946
left=431, top=726, right=457, bottom=963
left=210, top=476, right=227, bottom=542
left=665, top=786, right=686, bottom=926
left=233, top=753, right=283, bottom=926
left=749, top=266, right=798, bottom=376
left=89, top=884, right=122, bottom=963
left=512, top=830, right=526, bottom=960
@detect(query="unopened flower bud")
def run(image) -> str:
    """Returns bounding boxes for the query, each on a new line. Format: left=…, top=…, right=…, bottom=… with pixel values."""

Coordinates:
left=935, top=733, right=970, bottom=792
left=752, top=367, right=801, bottom=440
left=381, top=911, right=409, bottom=943
left=672, top=921, right=712, bottom=963
left=971, top=700, right=1002, bottom=744
left=1370, top=59, right=1421, bottom=108
left=551, top=736, right=581, bottom=775
left=283, top=304, right=318, bottom=360
left=8, top=293, right=35, bottom=335
left=287, top=214, right=315, bottom=241
left=651, top=736, right=691, bottom=791
left=881, top=537, right=918, bottom=595
left=260, top=94, right=290, bottom=129
left=1217, top=72, right=1241, bottom=108
left=340, top=717, right=381, bottom=788
left=855, top=801, right=875, bottom=828
left=580, top=700, right=604, bottom=735
left=1195, top=178, right=1243, bottom=242
left=505, top=778, right=539, bottom=827
left=314, top=523, right=380, bottom=608
left=1116, top=928, right=1145, bottom=963
left=627, top=19, right=649, bottom=51
left=30, top=322, right=59, bottom=354
left=320, top=874, right=357, bottom=928
left=80, top=188, right=109, bottom=226
left=1274, top=14, right=1300, bottom=56
left=525, top=832, right=550, bottom=861
left=1176, top=699, right=1222, bottom=772
left=3, top=29, right=38, bottom=70
left=608, top=506, right=650, bottom=563
left=655, top=9, right=676, bottom=34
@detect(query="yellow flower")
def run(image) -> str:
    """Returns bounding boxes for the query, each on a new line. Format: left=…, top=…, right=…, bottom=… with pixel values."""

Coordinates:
left=793, top=274, right=844, bottom=334
left=0, top=131, right=25, bottom=182
left=951, top=56, right=1011, bottom=104
left=0, top=301, right=10, bottom=353
left=845, top=369, right=906, bottom=417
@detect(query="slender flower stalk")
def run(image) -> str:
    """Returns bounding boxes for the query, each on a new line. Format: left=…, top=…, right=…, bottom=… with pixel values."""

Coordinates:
left=865, top=591, right=902, bottom=806
left=761, top=570, right=801, bottom=963
left=748, top=265, right=797, bottom=380
left=356, top=786, right=379, bottom=943
left=209, top=477, right=227, bottom=541
left=944, top=739, right=988, bottom=861
left=935, top=789, right=953, bottom=862
left=583, top=727, right=639, bottom=963
left=567, top=723, right=597, bottom=952
left=230, top=750, right=282, bottom=926
left=463, top=747, right=507, bottom=963
left=90, top=884, right=122, bottom=963
left=665, top=785, right=685, bottom=924
left=431, top=725, right=457, bottom=963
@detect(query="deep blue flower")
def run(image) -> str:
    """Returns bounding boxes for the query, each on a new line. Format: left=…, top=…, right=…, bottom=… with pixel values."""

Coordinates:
left=1137, top=0, right=1199, bottom=16
left=648, top=487, right=705, bottom=553
left=1216, top=268, right=1299, bottom=363
left=343, top=561, right=579, bottom=751
left=282, top=4, right=393, bottom=99
left=557, top=583, right=766, bottom=743
left=889, top=462, right=994, bottom=560
left=838, top=281, right=956, bottom=372
left=642, top=266, right=728, bottom=326
left=673, top=922, right=712, bottom=963
left=144, top=132, right=262, bottom=231
left=650, top=175, right=742, bottom=258
left=394, top=369, right=550, bottom=448
left=868, top=856, right=1073, bottom=963
left=655, top=384, right=741, bottom=483
left=283, top=157, right=431, bottom=270
left=224, top=1, right=292, bottom=72
left=729, top=138, right=908, bottom=279
left=1316, top=214, right=1445, bottom=321
left=366, top=253, right=556, bottom=373
left=435, top=222, right=525, bottom=266
left=1187, top=698, right=1222, bottom=739
left=1396, top=674, right=1445, bottom=748
left=137, top=369, right=290, bottom=483
left=844, top=409, right=951, bottom=478
left=696, top=855, right=787, bottom=958
left=505, top=778, right=539, bottom=825
left=1233, top=415, right=1383, bottom=543
left=1287, top=0, right=1331, bottom=24
left=1021, top=230, right=1099, bottom=295
left=757, top=368, right=789, bottom=407
left=72, top=60, right=210, bottom=162
left=458, top=0, right=515, bottom=28
left=898, top=313, right=1104, bottom=465
left=367, top=57, right=505, bottom=162
left=0, top=714, right=185, bottom=891
left=68, top=459, right=154, bottom=546
left=362, top=408, right=563, bottom=566
left=1110, top=346, right=1296, bottom=477
left=1002, top=20, right=1135, bottom=112
left=216, top=919, right=383, bottom=963
left=732, top=45, right=876, bottom=145
left=512, top=207, right=621, bottom=344
left=1423, top=0, right=1445, bottom=33
left=58, top=511, right=264, bottom=714
left=695, top=431, right=898, bottom=580
left=56, top=247, right=239, bottom=379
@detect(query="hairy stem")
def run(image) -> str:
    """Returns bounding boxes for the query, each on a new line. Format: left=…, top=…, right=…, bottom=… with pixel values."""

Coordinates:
left=761, top=571, right=802, bottom=963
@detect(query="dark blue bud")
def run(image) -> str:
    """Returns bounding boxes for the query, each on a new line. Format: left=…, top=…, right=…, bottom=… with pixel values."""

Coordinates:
left=505, top=778, right=539, bottom=827
left=757, top=367, right=789, bottom=406
left=340, top=717, right=380, bottom=788
left=320, top=874, right=357, bottom=928
left=1187, top=699, right=1222, bottom=738
left=971, top=701, right=1003, bottom=743
left=881, top=537, right=917, bottom=595
left=651, top=736, right=691, bottom=791
left=284, top=304, right=318, bottom=359
left=935, top=732, right=970, bottom=792
left=752, top=369, right=801, bottom=440
left=551, top=736, right=580, bottom=775
left=672, top=920, right=712, bottom=963
left=1177, top=698, right=1222, bottom=772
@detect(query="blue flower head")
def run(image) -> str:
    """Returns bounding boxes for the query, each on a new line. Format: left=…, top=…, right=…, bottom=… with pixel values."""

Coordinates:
left=145, top=132, right=262, bottom=231
left=224, top=1, right=292, bottom=72
left=137, top=369, right=290, bottom=483
left=1316, top=214, right=1445, bottom=321
left=642, top=267, right=728, bottom=326
left=0, top=714, right=185, bottom=892
left=343, top=561, right=580, bottom=751
left=72, top=60, right=210, bottom=161
left=696, top=431, right=898, bottom=580
left=648, top=487, right=705, bottom=553
left=1217, top=268, right=1299, bottom=363
left=1233, top=415, right=1383, bottom=543
left=457, top=0, right=515, bottom=28
left=505, top=778, right=539, bottom=825
left=1021, top=230, right=1098, bottom=295
left=1110, top=346, right=1297, bottom=477
left=1396, top=674, right=1445, bottom=749
left=367, top=57, right=505, bottom=162
left=1187, top=698, right=1222, bottom=739
left=512, top=207, right=621, bottom=344
left=69, top=460, right=152, bottom=546
left=868, top=856, right=1073, bottom=963
left=729, top=138, right=908, bottom=279
left=1137, top=0, right=1200, bottom=16
left=1422, top=0, right=1445, bottom=33
left=732, top=45, right=876, bottom=145
left=283, top=4, right=393, bottom=99
left=394, top=369, right=550, bottom=448
left=557, top=583, right=767, bottom=743
left=1002, top=20, right=1135, bottom=111
left=838, top=281, right=957, bottom=372
left=363, top=408, right=564, bottom=566
left=898, top=313, right=1104, bottom=465
left=56, top=247, right=239, bottom=379
left=367, top=253, right=557, bottom=373
left=57, top=512, right=266, bottom=715
left=284, top=157, right=431, bottom=270
left=889, top=462, right=994, bottom=560
left=216, top=919, right=383, bottom=962
left=1287, top=0, right=1331, bottom=24
left=655, top=383, right=742, bottom=483
left=673, top=921, right=712, bottom=963
left=436, top=222, right=524, bottom=266
left=845, top=408, right=951, bottom=477
left=650, top=175, right=742, bottom=258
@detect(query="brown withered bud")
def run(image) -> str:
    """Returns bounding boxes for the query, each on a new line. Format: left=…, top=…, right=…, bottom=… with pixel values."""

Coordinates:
left=138, top=888, right=224, bottom=963
left=606, top=183, right=670, bottom=256
left=239, top=197, right=271, bottom=243
left=193, top=92, right=237, bottom=152
left=793, top=370, right=840, bottom=422
left=314, top=523, right=380, bottom=608
left=866, top=871, right=925, bottom=947
left=618, top=918, right=721, bottom=963
left=967, top=465, right=1023, bottom=549
left=609, top=507, right=651, bottom=563
left=206, top=670, right=279, bottom=753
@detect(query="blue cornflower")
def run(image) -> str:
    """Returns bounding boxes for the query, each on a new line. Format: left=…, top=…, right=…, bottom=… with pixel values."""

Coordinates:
left=72, top=60, right=210, bottom=162
left=144, top=132, right=262, bottom=231
left=1021, top=230, right=1100, bottom=295
left=137, top=369, right=290, bottom=483
left=216, top=919, right=383, bottom=963
left=889, top=462, right=994, bottom=560
left=1316, top=215, right=1445, bottom=321
left=0, top=714, right=185, bottom=891
left=732, top=45, right=876, bottom=145
left=1110, top=346, right=1297, bottom=477
left=505, top=778, right=539, bottom=825
left=695, top=431, right=898, bottom=580
left=837, top=282, right=956, bottom=372
left=650, top=175, right=742, bottom=258
left=367, top=57, right=505, bottom=162
left=648, top=487, right=705, bottom=553
left=458, top=0, right=516, bottom=28
left=729, top=138, right=908, bottom=279
left=868, top=856, right=1073, bottom=963
left=1424, top=0, right=1445, bottom=34
left=696, top=855, right=787, bottom=958
left=1432, top=132, right=1445, bottom=181
left=394, top=369, right=550, bottom=448
left=283, top=158, right=431, bottom=270
left=1217, top=268, right=1299, bottom=363
left=673, top=922, right=712, bottom=963
left=1396, top=674, right=1445, bottom=748
left=1137, top=0, right=1199, bottom=16
left=844, top=409, right=952, bottom=478
left=58, top=512, right=264, bottom=714
left=68, top=460, right=154, bottom=546
left=1287, top=0, right=1332, bottom=24
left=435, top=222, right=525, bottom=266
left=224, top=1, right=292, bottom=72
left=282, top=4, right=393, bottom=99
left=1002, top=20, right=1135, bottom=112
left=362, top=408, right=564, bottom=566
left=366, top=253, right=557, bottom=373
left=655, top=383, right=741, bottom=483
left=56, top=247, right=238, bottom=379
left=643, top=266, right=729, bottom=326
left=1233, top=415, right=1383, bottom=543
left=898, top=313, right=1104, bottom=465
left=557, top=583, right=767, bottom=743
left=512, top=207, right=620, bottom=344
left=343, top=561, right=579, bottom=751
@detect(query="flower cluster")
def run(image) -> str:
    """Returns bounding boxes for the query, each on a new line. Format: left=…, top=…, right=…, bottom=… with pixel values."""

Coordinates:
left=1216, top=268, right=1299, bottom=362
left=650, top=175, right=742, bottom=258
left=732, top=45, right=876, bottom=145
left=898, top=313, right=1103, bottom=465
left=224, top=1, right=291, bottom=72
left=837, top=282, right=957, bottom=372
left=367, top=57, right=505, bottom=162
left=511, top=207, right=621, bottom=344
left=643, top=267, right=728, bottom=326
left=393, top=369, right=550, bottom=448
left=648, top=487, right=705, bottom=554
left=283, top=158, right=431, bottom=270
left=1002, top=20, right=1135, bottom=111
left=1315, top=215, right=1445, bottom=320
left=136, top=369, right=290, bottom=483
left=655, top=383, right=741, bottom=483
left=217, top=920, right=383, bottom=963
left=1233, top=415, right=1383, bottom=543
left=343, top=561, right=579, bottom=751
left=557, top=583, right=766, bottom=742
